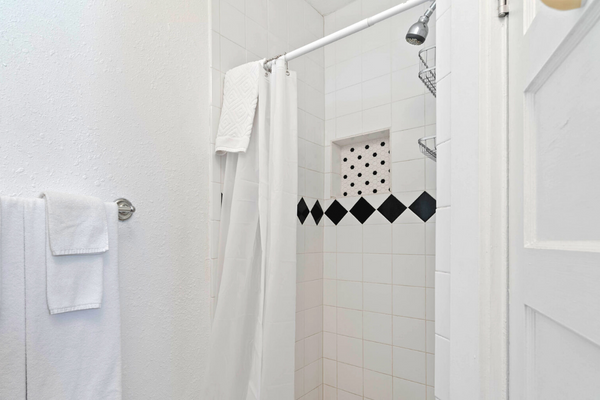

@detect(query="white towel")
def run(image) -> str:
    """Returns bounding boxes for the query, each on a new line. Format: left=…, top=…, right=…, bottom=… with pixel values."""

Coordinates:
left=215, top=61, right=262, bottom=155
left=41, top=192, right=108, bottom=314
left=40, top=191, right=109, bottom=255
left=0, top=197, right=27, bottom=400
left=27, top=199, right=122, bottom=400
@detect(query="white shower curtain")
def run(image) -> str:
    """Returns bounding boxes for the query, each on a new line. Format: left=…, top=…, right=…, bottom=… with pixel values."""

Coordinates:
left=203, top=59, right=298, bottom=400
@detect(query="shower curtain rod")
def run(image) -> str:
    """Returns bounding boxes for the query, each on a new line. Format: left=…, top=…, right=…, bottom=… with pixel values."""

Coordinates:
left=264, top=0, right=431, bottom=71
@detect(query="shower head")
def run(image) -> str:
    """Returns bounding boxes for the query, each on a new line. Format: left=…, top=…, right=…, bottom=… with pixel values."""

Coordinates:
left=406, top=1, right=436, bottom=45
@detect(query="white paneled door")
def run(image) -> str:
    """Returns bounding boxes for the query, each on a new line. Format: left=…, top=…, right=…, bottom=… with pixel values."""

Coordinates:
left=508, top=0, right=600, bottom=399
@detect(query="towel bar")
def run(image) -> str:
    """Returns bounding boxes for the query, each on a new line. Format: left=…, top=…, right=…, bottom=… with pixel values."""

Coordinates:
left=115, top=198, right=135, bottom=221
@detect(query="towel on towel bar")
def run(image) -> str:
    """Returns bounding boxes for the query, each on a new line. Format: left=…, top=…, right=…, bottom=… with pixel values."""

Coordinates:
left=40, top=192, right=108, bottom=314
left=215, top=61, right=262, bottom=155
left=40, top=191, right=109, bottom=255
left=0, top=197, right=122, bottom=400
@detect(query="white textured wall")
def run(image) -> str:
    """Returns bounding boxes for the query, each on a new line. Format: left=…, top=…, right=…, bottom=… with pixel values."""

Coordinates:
left=0, top=1, right=211, bottom=399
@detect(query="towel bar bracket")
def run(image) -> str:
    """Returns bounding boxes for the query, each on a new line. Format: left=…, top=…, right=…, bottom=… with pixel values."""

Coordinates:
left=115, top=198, right=135, bottom=221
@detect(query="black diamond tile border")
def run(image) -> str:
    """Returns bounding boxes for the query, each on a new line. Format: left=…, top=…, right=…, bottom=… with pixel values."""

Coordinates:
left=409, top=191, right=437, bottom=222
left=297, top=192, right=436, bottom=225
left=349, top=197, right=376, bottom=224
left=377, top=195, right=406, bottom=223
left=297, top=198, right=310, bottom=224
left=311, top=200, right=324, bottom=225
left=324, top=200, right=347, bottom=225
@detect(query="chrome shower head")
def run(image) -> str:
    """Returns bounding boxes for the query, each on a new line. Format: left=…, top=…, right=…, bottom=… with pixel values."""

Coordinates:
left=406, top=1, right=436, bottom=46
left=406, top=16, right=430, bottom=45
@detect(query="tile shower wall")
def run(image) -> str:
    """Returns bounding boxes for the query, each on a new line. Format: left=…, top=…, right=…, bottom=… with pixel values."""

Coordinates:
left=208, top=1, right=326, bottom=399
left=321, top=0, right=437, bottom=398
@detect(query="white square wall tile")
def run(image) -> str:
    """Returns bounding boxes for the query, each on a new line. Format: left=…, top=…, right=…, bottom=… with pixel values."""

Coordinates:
left=324, top=253, right=336, bottom=279
left=392, top=64, right=425, bottom=102
left=324, top=331, right=337, bottom=360
left=436, top=8, right=452, bottom=80
left=220, top=1, right=246, bottom=47
left=337, top=253, right=363, bottom=281
left=393, top=255, right=426, bottom=286
left=435, top=271, right=450, bottom=339
left=363, top=224, right=392, bottom=254
left=393, top=377, right=427, bottom=400
left=426, top=287, right=435, bottom=321
left=304, top=359, right=322, bottom=393
left=391, top=96, right=425, bottom=132
left=363, top=283, right=392, bottom=314
left=304, top=332, right=322, bottom=365
left=393, top=347, right=427, bottom=384
left=392, top=159, right=425, bottom=193
left=338, top=389, right=362, bottom=400
left=337, top=225, right=362, bottom=253
left=435, top=335, right=450, bottom=400
left=337, top=362, right=363, bottom=396
left=295, top=340, right=305, bottom=371
left=364, top=341, right=393, bottom=375
left=295, top=368, right=305, bottom=399
left=305, top=306, right=323, bottom=337
left=324, top=279, right=337, bottom=306
left=337, top=280, right=363, bottom=310
left=337, top=335, right=363, bottom=367
left=393, top=316, right=426, bottom=351
left=363, top=253, right=393, bottom=284
left=362, top=43, right=391, bottom=82
left=363, top=104, right=392, bottom=133
left=426, top=320, right=435, bottom=354
left=336, top=56, right=362, bottom=90
left=393, top=285, right=426, bottom=319
left=391, top=127, right=426, bottom=163
left=324, top=358, right=337, bottom=387
left=363, top=311, right=393, bottom=345
left=337, top=308, right=363, bottom=338
left=364, top=369, right=393, bottom=400
left=437, top=141, right=451, bottom=207
left=436, top=75, right=451, bottom=144
left=427, top=353, right=435, bottom=386
left=324, top=305, right=337, bottom=333
left=362, top=74, right=392, bottom=111
left=393, top=224, right=425, bottom=255
left=336, top=84, right=363, bottom=117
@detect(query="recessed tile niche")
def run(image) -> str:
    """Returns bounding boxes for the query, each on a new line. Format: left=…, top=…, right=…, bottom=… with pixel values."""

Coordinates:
left=330, top=129, right=391, bottom=198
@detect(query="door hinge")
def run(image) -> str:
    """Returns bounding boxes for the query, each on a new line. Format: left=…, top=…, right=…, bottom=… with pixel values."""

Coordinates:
left=498, top=0, right=509, bottom=17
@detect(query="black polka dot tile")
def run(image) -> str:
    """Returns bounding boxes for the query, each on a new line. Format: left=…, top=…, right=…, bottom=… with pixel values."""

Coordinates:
left=340, top=137, right=390, bottom=197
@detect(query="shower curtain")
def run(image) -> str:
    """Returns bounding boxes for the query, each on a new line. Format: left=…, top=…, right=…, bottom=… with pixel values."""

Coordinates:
left=203, top=59, right=298, bottom=400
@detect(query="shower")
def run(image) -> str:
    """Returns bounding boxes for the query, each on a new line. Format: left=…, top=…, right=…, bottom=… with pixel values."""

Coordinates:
left=406, top=0, right=437, bottom=45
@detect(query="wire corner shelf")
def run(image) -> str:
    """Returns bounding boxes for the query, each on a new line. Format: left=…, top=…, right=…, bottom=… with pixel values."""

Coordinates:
left=418, top=46, right=436, bottom=97
left=418, top=136, right=437, bottom=162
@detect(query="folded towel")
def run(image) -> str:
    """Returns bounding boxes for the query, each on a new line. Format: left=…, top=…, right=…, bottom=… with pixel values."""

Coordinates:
left=40, top=191, right=109, bottom=255
left=26, top=200, right=122, bottom=400
left=0, top=197, right=27, bottom=400
left=215, top=61, right=262, bottom=155
left=41, top=192, right=108, bottom=314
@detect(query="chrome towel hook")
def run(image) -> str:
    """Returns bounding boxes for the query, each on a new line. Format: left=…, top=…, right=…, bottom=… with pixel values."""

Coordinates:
left=115, top=198, right=135, bottom=221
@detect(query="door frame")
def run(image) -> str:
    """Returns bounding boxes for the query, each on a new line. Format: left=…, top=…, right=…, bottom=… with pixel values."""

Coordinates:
left=477, top=0, right=509, bottom=398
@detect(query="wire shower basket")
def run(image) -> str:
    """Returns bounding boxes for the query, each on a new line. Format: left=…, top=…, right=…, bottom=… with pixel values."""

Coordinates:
left=418, top=46, right=436, bottom=97
left=418, top=136, right=437, bottom=162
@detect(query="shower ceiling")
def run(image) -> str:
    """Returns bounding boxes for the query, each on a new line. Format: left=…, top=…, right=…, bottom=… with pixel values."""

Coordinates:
left=306, top=0, right=357, bottom=15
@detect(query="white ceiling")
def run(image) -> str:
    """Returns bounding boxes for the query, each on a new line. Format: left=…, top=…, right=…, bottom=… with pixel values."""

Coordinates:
left=305, top=0, right=357, bottom=16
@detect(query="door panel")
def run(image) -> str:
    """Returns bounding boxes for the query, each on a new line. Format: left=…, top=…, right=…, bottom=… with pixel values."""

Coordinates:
left=509, top=0, right=600, bottom=399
